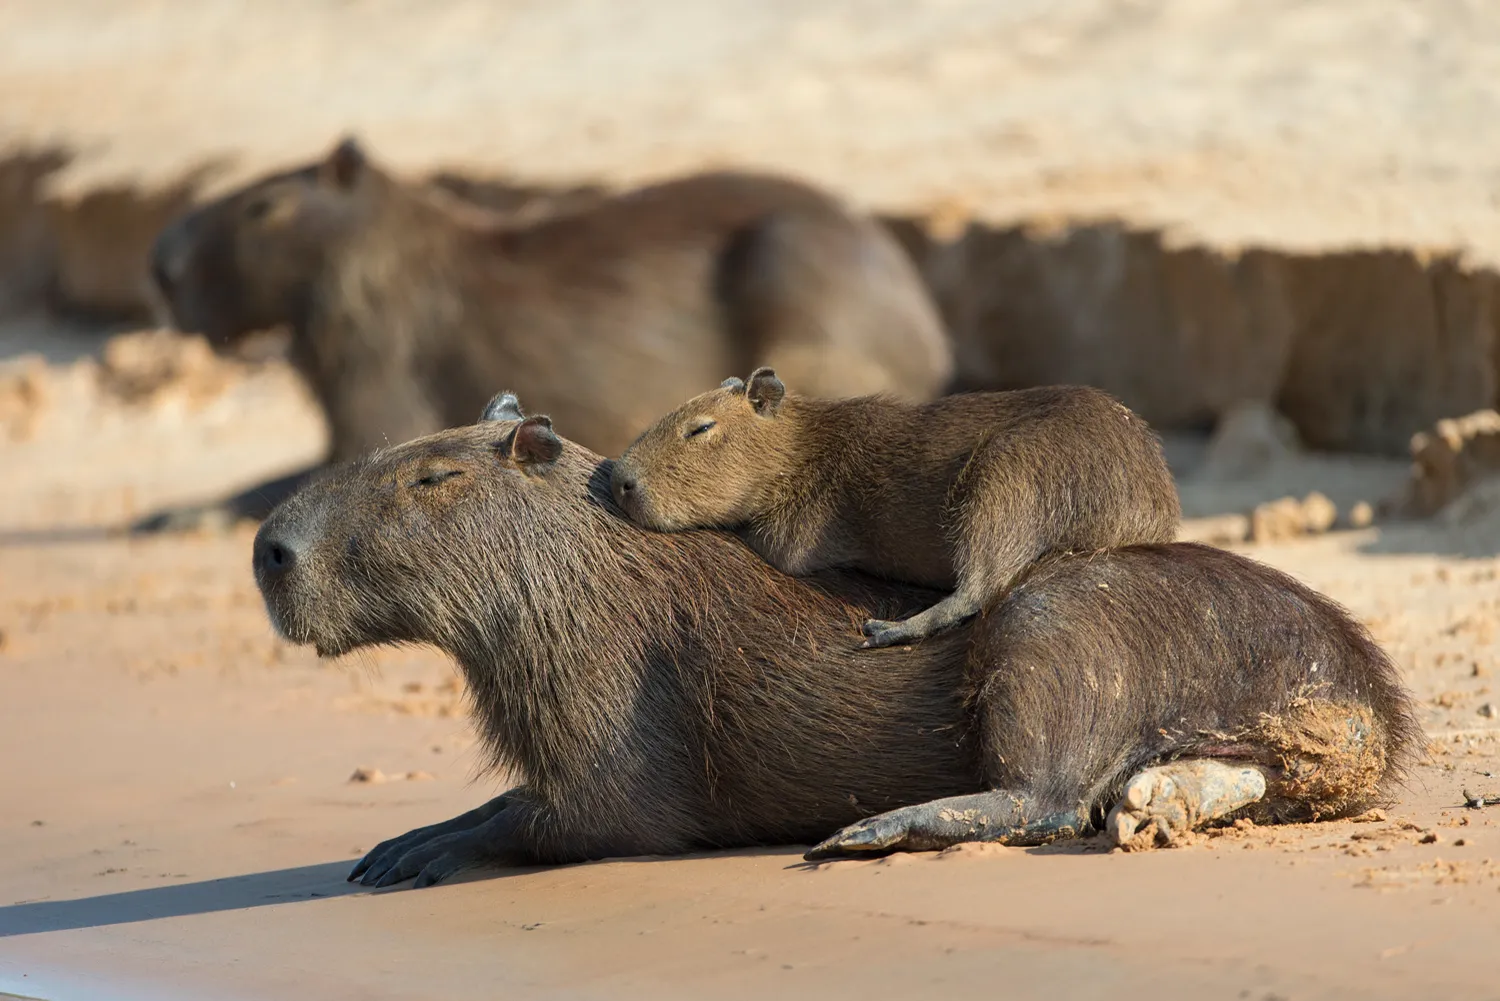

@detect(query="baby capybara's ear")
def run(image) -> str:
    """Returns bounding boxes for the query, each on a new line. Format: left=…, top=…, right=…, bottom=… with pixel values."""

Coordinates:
left=505, top=415, right=564, bottom=469
left=720, top=376, right=746, bottom=391
left=480, top=391, right=525, bottom=423
left=320, top=136, right=368, bottom=190
left=746, top=367, right=785, bottom=417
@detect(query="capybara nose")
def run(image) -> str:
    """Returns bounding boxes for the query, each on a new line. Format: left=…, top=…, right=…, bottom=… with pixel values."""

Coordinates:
left=613, top=472, right=637, bottom=507
left=253, top=531, right=301, bottom=584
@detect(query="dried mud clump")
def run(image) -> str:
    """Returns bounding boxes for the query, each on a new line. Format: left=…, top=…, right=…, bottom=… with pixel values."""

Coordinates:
left=1232, top=698, right=1396, bottom=822
left=1249, top=491, right=1338, bottom=543
left=0, top=355, right=52, bottom=442
left=96, top=328, right=243, bottom=408
left=1392, top=409, right=1500, bottom=519
left=1187, top=491, right=1346, bottom=547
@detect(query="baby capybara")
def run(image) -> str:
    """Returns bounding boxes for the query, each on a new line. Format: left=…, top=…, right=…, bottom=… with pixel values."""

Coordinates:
left=143, top=137, right=952, bottom=530
left=611, top=369, right=1180, bottom=647
left=250, top=397, right=1417, bottom=887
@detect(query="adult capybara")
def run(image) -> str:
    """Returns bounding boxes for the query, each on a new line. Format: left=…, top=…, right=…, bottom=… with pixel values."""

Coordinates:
left=612, top=369, right=1180, bottom=647
left=144, top=136, right=953, bottom=530
left=251, top=397, right=1419, bottom=886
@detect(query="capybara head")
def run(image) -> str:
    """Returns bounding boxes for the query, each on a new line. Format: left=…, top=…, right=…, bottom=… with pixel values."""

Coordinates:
left=611, top=367, right=792, bottom=531
left=151, top=137, right=387, bottom=347
left=252, top=391, right=586, bottom=658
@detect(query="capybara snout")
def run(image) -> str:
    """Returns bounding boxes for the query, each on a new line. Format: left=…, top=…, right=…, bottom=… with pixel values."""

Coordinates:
left=609, top=462, right=642, bottom=520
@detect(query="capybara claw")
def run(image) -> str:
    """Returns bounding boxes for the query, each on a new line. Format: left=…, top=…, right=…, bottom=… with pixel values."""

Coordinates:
left=412, top=854, right=471, bottom=888
left=804, top=816, right=905, bottom=860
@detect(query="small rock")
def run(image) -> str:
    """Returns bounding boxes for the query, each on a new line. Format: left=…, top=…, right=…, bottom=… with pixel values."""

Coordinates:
left=348, top=767, right=388, bottom=784
left=1346, top=501, right=1376, bottom=529
left=1479, top=703, right=1498, bottom=719
left=1249, top=492, right=1338, bottom=543
left=1455, top=838, right=1468, bottom=846
left=1418, top=831, right=1441, bottom=844
left=404, top=770, right=435, bottom=782
left=1301, top=492, right=1338, bottom=533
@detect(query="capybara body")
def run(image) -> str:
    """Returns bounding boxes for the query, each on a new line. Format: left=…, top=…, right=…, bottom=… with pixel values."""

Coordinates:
left=150, top=138, right=952, bottom=469
left=252, top=407, right=1418, bottom=885
left=611, top=371, right=1181, bottom=647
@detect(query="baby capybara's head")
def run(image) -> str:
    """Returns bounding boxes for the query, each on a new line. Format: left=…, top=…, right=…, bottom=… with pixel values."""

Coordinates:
left=151, top=137, right=388, bottom=347
left=253, top=392, right=595, bottom=658
left=611, top=368, right=792, bottom=532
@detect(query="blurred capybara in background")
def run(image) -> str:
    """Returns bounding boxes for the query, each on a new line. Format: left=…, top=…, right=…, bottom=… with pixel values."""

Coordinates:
left=141, top=137, right=952, bottom=530
left=250, top=399, right=1419, bottom=887
left=612, top=369, right=1180, bottom=648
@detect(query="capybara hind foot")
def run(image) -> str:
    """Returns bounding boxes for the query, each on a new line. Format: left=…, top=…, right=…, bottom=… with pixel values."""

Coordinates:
left=1107, top=760, right=1269, bottom=851
left=804, top=791, right=1082, bottom=860
left=860, top=594, right=979, bottom=649
left=352, top=793, right=515, bottom=889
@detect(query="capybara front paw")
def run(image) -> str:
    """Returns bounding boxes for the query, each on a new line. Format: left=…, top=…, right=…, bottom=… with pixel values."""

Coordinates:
left=859, top=618, right=912, bottom=649
left=353, top=830, right=484, bottom=889
left=1107, top=760, right=1268, bottom=850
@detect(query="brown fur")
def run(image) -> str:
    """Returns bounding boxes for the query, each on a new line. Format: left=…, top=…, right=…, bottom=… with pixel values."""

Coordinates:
left=611, top=371, right=1182, bottom=646
left=143, top=137, right=951, bottom=528
left=250, top=403, right=1420, bottom=886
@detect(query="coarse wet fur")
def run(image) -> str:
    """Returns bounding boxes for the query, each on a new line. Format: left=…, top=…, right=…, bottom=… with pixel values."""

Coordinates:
left=142, top=136, right=952, bottom=531
left=250, top=401, right=1419, bottom=886
left=611, top=370, right=1181, bottom=648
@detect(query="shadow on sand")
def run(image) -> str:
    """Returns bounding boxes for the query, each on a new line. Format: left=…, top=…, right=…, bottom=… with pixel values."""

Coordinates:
left=0, top=862, right=363, bottom=938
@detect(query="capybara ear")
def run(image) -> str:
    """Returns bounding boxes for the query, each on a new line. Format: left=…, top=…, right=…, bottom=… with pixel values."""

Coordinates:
left=746, top=367, right=785, bottom=417
left=507, top=414, right=564, bottom=468
left=720, top=376, right=746, bottom=392
left=321, top=137, right=367, bottom=190
left=480, top=391, right=525, bottom=423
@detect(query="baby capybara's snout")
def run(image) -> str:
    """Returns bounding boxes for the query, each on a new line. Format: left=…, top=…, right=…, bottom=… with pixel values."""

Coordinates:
left=610, top=460, right=642, bottom=517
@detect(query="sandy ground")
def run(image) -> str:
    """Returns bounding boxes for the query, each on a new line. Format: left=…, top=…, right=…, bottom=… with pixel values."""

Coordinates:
left=7, top=0, right=1500, bottom=263
left=2, top=336, right=1500, bottom=1001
